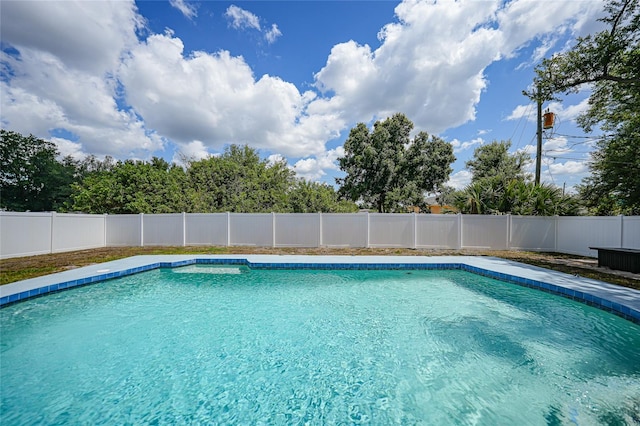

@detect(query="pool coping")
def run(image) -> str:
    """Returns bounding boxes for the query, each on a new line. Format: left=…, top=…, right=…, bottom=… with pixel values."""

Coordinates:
left=1, top=255, right=639, bottom=324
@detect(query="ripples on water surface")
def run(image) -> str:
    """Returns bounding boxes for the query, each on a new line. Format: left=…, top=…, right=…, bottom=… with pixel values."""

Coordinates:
left=1, top=267, right=639, bottom=425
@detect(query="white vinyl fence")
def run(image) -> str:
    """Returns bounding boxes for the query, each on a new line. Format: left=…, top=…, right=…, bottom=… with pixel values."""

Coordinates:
left=0, top=212, right=106, bottom=258
left=1, top=211, right=638, bottom=259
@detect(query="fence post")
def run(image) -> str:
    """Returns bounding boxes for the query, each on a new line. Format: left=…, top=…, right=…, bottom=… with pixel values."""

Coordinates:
left=554, top=215, right=559, bottom=253
left=104, top=214, right=108, bottom=248
left=412, top=212, right=417, bottom=249
left=139, top=213, right=144, bottom=247
left=272, top=212, right=276, bottom=248
left=227, top=212, right=231, bottom=246
left=619, top=214, right=624, bottom=247
left=182, top=212, right=187, bottom=247
left=318, top=212, right=323, bottom=247
left=457, top=213, right=463, bottom=250
left=366, top=212, right=370, bottom=248
left=50, top=211, right=56, bottom=254
left=506, top=214, right=511, bottom=250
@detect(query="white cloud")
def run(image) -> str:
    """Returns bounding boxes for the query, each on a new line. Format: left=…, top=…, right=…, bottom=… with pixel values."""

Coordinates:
left=446, top=170, right=473, bottom=190
left=521, top=143, right=537, bottom=157
left=293, top=147, right=344, bottom=181
left=265, top=24, right=282, bottom=44
left=450, top=137, right=483, bottom=154
left=312, top=0, right=601, bottom=137
left=169, top=0, right=197, bottom=20
left=119, top=32, right=341, bottom=158
left=505, top=104, right=534, bottom=122
left=51, top=137, right=86, bottom=160
left=543, top=136, right=571, bottom=156
left=314, top=1, right=496, bottom=131
left=225, top=5, right=261, bottom=31
left=172, top=140, right=211, bottom=166
left=547, top=160, right=588, bottom=175
left=0, top=0, right=142, bottom=74
left=0, top=0, right=162, bottom=158
left=267, top=153, right=287, bottom=166
left=224, top=5, right=283, bottom=45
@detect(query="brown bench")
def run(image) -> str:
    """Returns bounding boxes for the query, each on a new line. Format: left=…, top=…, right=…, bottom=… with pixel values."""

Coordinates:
left=589, top=247, right=640, bottom=273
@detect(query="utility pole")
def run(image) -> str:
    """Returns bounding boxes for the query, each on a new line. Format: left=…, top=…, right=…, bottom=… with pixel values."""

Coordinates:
left=535, top=83, right=542, bottom=186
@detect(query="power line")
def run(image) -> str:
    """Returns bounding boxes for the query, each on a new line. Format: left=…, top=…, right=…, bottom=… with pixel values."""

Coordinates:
left=511, top=103, right=533, bottom=152
left=552, top=133, right=611, bottom=139
left=543, top=157, right=556, bottom=186
left=541, top=154, right=592, bottom=162
left=542, top=154, right=637, bottom=166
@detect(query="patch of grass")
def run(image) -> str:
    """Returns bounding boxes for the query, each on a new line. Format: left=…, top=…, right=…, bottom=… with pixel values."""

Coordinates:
left=1, top=246, right=638, bottom=290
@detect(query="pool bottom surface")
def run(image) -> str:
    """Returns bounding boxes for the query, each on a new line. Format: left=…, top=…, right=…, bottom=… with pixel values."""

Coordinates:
left=1, top=267, right=639, bottom=424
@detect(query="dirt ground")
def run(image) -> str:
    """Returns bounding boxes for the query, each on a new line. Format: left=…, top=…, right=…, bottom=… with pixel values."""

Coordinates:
left=2, top=246, right=638, bottom=290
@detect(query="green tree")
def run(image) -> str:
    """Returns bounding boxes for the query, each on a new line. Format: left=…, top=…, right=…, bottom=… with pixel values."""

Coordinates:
left=533, top=0, right=640, bottom=214
left=71, top=157, right=188, bottom=213
left=337, top=113, right=455, bottom=213
left=289, top=179, right=358, bottom=213
left=450, top=140, right=578, bottom=215
left=71, top=144, right=356, bottom=214
left=1, top=130, right=77, bottom=211
left=466, top=140, right=530, bottom=183
left=505, top=181, right=580, bottom=216
left=186, top=145, right=295, bottom=213
left=452, top=179, right=579, bottom=216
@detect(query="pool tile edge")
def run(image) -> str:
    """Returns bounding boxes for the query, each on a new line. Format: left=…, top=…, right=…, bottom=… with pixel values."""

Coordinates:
left=2, top=255, right=639, bottom=324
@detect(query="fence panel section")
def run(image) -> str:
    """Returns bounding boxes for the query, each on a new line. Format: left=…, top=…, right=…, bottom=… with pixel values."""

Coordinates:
left=106, top=215, right=141, bottom=246
left=416, top=214, right=459, bottom=248
left=622, top=216, right=640, bottom=249
left=0, top=212, right=52, bottom=258
left=4, top=211, right=640, bottom=258
left=143, top=214, right=183, bottom=246
left=230, top=213, right=273, bottom=246
left=510, top=216, right=556, bottom=251
left=321, top=214, right=368, bottom=247
left=186, top=213, right=228, bottom=246
left=52, top=214, right=105, bottom=253
left=275, top=214, right=319, bottom=247
left=462, top=215, right=509, bottom=249
left=369, top=214, right=414, bottom=247
left=556, top=216, right=622, bottom=256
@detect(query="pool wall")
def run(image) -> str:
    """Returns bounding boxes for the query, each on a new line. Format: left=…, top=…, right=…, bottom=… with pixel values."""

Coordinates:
left=1, top=255, right=639, bottom=324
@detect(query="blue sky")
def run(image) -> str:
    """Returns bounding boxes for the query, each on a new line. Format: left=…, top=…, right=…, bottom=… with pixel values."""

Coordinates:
left=1, top=0, right=607, bottom=192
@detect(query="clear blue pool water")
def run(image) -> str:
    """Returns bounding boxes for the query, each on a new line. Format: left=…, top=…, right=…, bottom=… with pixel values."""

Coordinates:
left=1, top=266, right=639, bottom=424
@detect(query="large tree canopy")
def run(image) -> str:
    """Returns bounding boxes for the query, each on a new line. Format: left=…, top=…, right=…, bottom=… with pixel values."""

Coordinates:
left=186, top=144, right=295, bottom=213
left=337, top=113, right=455, bottom=213
left=533, top=0, right=640, bottom=214
left=1, top=130, right=77, bottom=211
left=465, top=140, right=530, bottom=183
left=2, top=129, right=357, bottom=214
left=534, top=0, right=639, bottom=95
left=71, top=157, right=189, bottom=214
left=71, top=144, right=357, bottom=214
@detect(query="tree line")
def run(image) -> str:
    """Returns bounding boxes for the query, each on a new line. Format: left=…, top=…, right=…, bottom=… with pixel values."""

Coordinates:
left=0, top=126, right=580, bottom=216
left=0, top=130, right=357, bottom=214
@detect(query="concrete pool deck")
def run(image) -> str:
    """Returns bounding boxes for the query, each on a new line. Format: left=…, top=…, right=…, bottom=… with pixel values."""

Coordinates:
left=1, top=255, right=639, bottom=323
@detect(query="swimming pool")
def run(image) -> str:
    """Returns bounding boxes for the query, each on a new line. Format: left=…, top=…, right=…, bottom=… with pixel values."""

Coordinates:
left=1, top=257, right=639, bottom=424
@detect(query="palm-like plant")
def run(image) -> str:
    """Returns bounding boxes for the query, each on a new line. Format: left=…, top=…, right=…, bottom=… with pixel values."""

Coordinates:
left=453, top=179, right=580, bottom=216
